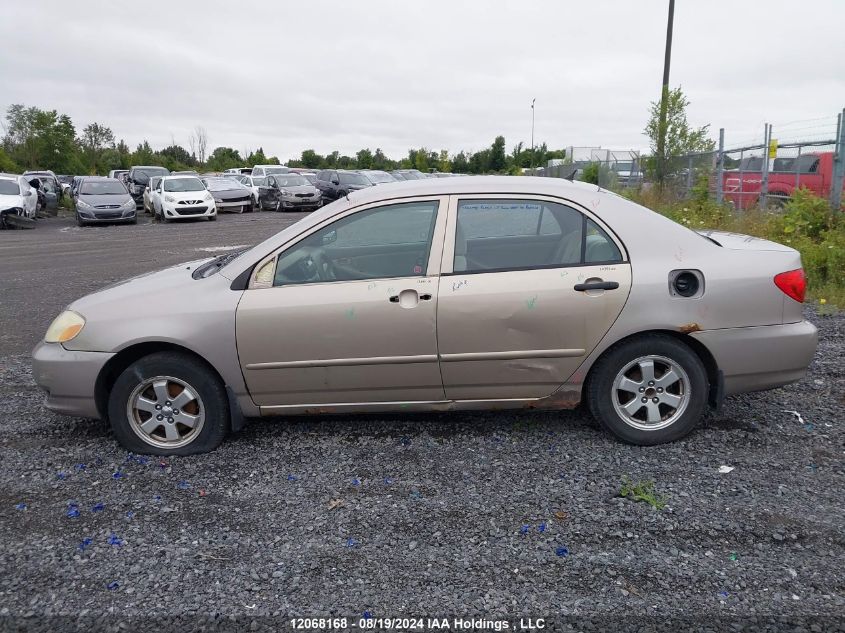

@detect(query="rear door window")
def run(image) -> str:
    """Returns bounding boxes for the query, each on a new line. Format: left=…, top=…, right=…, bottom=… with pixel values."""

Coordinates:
left=453, top=199, right=622, bottom=273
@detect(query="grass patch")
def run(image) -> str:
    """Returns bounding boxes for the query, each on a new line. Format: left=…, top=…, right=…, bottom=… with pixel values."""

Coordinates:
left=618, top=476, right=667, bottom=510
left=626, top=187, right=844, bottom=310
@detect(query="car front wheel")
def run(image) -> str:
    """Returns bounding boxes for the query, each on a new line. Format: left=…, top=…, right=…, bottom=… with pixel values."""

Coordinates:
left=107, top=352, right=229, bottom=455
left=586, top=334, right=708, bottom=445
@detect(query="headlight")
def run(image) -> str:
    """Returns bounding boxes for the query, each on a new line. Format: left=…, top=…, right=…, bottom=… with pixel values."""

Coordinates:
left=214, top=197, right=222, bottom=203
left=204, top=192, right=213, bottom=201
left=122, top=199, right=135, bottom=209
left=76, top=198, right=93, bottom=209
left=165, top=195, right=176, bottom=203
left=45, top=310, right=86, bottom=344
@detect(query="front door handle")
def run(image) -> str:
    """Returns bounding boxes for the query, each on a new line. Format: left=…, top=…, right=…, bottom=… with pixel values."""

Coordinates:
left=574, top=281, right=619, bottom=292
left=388, top=290, right=432, bottom=307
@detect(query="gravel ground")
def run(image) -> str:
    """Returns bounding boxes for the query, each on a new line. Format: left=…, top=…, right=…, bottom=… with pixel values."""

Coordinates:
left=1, top=213, right=844, bottom=632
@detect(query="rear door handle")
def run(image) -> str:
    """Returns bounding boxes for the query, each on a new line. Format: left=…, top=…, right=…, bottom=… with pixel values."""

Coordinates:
left=574, top=281, right=619, bottom=291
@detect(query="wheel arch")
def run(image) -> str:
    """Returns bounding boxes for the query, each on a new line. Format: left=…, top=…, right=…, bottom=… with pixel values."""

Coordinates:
left=94, top=341, right=229, bottom=421
left=583, top=329, right=721, bottom=407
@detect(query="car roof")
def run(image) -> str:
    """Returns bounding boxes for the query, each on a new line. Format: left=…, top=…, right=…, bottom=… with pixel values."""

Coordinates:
left=344, top=175, right=600, bottom=206
left=162, top=175, right=201, bottom=180
left=0, top=173, right=19, bottom=181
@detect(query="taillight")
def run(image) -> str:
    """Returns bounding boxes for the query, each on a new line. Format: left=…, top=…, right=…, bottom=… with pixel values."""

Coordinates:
left=774, top=269, right=806, bottom=303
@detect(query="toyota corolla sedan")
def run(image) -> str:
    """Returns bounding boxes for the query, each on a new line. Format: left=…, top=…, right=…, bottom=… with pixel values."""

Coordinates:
left=32, top=177, right=817, bottom=455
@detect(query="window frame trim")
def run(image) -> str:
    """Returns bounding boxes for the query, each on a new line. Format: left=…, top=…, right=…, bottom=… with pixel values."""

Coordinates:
left=440, top=193, right=628, bottom=276
left=247, top=195, right=450, bottom=290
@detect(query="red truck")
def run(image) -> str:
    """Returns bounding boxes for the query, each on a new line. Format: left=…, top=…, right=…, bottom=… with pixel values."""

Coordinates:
left=722, top=151, right=843, bottom=209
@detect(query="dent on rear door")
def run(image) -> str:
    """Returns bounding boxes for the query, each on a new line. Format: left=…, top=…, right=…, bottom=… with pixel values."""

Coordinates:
left=436, top=264, right=631, bottom=400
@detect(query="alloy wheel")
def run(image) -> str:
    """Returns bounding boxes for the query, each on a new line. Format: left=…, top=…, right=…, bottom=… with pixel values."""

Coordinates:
left=126, top=375, right=205, bottom=448
left=611, top=355, right=690, bottom=431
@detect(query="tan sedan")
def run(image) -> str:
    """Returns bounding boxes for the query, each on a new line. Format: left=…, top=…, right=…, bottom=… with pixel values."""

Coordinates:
left=32, top=177, right=817, bottom=454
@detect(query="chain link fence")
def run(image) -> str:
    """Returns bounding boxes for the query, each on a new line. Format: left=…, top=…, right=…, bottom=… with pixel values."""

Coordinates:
left=537, top=109, right=845, bottom=210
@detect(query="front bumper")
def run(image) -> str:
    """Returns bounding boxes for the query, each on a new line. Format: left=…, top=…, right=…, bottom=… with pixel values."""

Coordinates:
left=690, top=320, right=818, bottom=395
left=280, top=197, right=322, bottom=210
left=215, top=199, right=252, bottom=213
left=162, top=203, right=217, bottom=219
left=32, top=341, right=113, bottom=419
left=78, top=208, right=136, bottom=222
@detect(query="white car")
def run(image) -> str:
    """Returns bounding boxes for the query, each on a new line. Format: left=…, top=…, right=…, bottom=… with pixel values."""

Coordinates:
left=251, top=164, right=290, bottom=178
left=150, top=176, right=217, bottom=223
left=0, top=173, right=39, bottom=226
left=236, top=174, right=265, bottom=205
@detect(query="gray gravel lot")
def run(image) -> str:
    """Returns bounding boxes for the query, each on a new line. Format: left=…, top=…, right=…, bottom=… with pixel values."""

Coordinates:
left=0, top=212, right=844, bottom=632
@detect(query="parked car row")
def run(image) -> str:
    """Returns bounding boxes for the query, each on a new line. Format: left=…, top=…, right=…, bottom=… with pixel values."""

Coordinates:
left=3, top=161, right=467, bottom=231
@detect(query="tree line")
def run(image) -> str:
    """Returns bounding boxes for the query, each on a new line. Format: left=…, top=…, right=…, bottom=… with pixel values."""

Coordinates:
left=1, top=91, right=711, bottom=180
left=0, top=104, right=565, bottom=176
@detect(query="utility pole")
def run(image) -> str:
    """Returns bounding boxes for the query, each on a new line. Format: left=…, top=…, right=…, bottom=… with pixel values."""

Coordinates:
left=656, top=0, right=675, bottom=189
left=530, top=98, right=536, bottom=172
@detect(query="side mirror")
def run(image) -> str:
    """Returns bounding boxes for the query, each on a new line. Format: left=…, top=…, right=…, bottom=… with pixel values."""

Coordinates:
left=322, top=230, right=338, bottom=245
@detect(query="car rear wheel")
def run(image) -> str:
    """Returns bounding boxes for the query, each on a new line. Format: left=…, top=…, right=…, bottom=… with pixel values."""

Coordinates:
left=586, top=334, right=708, bottom=445
left=107, top=352, right=229, bottom=455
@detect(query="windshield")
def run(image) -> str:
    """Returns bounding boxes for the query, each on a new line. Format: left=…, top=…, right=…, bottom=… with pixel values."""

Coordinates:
left=80, top=180, right=128, bottom=195
left=614, top=162, right=633, bottom=171
left=265, top=167, right=289, bottom=174
left=205, top=179, right=245, bottom=191
left=252, top=177, right=266, bottom=186
left=339, top=172, right=370, bottom=185
left=364, top=171, right=395, bottom=183
left=398, top=171, right=421, bottom=180
left=164, top=177, right=205, bottom=192
left=276, top=175, right=309, bottom=187
left=0, top=180, right=20, bottom=195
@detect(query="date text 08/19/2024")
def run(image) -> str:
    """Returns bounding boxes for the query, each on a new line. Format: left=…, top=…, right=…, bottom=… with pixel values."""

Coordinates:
left=289, top=617, right=547, bottom=630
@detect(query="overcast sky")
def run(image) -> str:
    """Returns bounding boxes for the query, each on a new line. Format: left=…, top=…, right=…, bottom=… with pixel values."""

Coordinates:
left=2, top=0, right=843, bottom=162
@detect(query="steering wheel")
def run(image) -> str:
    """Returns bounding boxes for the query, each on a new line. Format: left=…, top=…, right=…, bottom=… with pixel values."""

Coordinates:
left=291, top=247, right=335, bottom=282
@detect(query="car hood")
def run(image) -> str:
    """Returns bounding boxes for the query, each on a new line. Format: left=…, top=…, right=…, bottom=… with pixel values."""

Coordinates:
left=78, top=193, right=133, bottom=206
left=696, top=230, right=795, bottom=252
left=0, top=193, right=24, bottom=210
left=164, top=190, right=209, bottom=201
left=69, top=258, right=213, bottom=312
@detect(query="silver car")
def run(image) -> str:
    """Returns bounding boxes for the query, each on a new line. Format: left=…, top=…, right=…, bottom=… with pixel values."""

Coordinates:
left=32, top=177, right=817, bottom=455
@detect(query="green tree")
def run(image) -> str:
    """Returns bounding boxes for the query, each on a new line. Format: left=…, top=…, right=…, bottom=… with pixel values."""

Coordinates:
left=246, top=147, right=267, bottom=165
left=159, top=144, right=195, bottom=167
left=451, top=151, right=469, bottom=174
left=80, top=122, right=115, bottom=173
left=644, top=86, right=715, bottom=186
left=489, top=136, right=507, bottom=172
left=300, top=149, right=324, bottom=169
left=0, top=147, right=18, bottom=172
left=2, top=104, right=80, bottom=172
left=206, top=147, right=243, bottom=172
left=356, top=148, right=373, bottom=170
left=132, top=141, right=156, bottom=165
left=372, top=148, right=389, bottom=170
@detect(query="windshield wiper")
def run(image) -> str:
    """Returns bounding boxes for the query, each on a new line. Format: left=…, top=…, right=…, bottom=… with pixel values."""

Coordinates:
left=191, top=248, right=249, bottom=279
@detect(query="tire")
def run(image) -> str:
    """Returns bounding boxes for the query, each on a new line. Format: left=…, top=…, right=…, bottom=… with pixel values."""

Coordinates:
left=107, top=352, right=229, bottom=455
left=76, top=213, right=86, bottom=227
left=209, top=214, right=217, bottom=221
left=274, top=199, right=281, bottom=212
left=586, top=334, right=708, bottom=445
